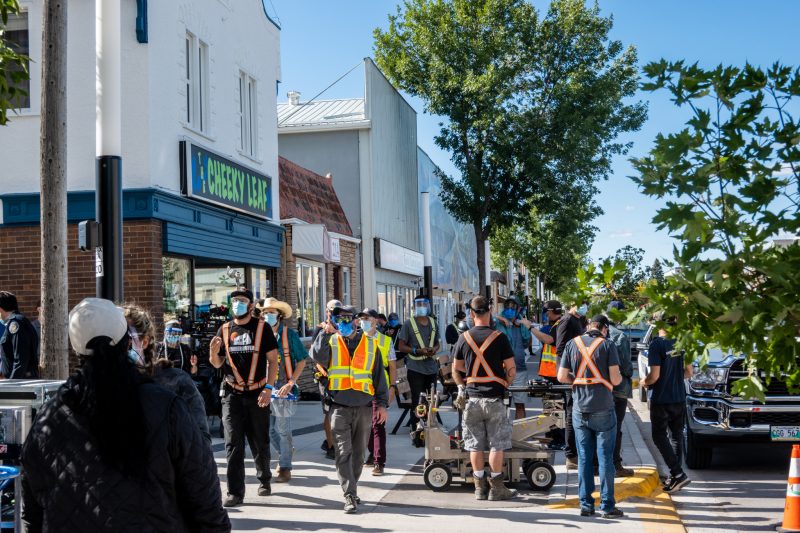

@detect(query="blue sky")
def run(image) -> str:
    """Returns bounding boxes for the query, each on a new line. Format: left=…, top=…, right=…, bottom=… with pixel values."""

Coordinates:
left=271, top=0, right=800, bottom=267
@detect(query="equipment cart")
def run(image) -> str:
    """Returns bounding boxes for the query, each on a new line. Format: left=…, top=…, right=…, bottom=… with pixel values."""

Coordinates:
left=418, top=379, right=570, bottom=493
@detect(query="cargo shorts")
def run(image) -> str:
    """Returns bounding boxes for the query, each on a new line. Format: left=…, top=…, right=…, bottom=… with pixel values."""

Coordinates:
left=462, top=397, right=512, bottom=452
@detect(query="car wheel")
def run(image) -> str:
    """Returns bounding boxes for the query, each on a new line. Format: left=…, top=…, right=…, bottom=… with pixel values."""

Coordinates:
left=684, top=416, right=712, bottom=469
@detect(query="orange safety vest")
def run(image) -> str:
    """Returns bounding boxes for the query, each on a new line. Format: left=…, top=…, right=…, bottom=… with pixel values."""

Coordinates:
left=462, top=330, right=508, bottom=387
left=222, top=320, right=267, bottom=392
left=538, top=319, right=560, bottom=378
left=279, top=326, right=294, bottom=383
left=327, top=333, right=378, bottom=395
left=572, top=335, right=614, bottom=391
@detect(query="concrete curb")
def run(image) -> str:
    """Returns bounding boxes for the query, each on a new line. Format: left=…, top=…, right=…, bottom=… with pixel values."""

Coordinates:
left=546, top=467, right=661, bottom=509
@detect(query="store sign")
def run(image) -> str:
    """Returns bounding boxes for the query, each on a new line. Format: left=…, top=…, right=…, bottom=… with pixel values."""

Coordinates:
left=375, top=238, right=423, bottom=276
left=180, top=141, right=272, bottom=219
left=330, top=238, right=341, bottom=263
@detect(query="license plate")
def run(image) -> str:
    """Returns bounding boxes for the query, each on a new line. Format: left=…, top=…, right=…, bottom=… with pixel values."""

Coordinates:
left=771, top=426, right=800, bottom=441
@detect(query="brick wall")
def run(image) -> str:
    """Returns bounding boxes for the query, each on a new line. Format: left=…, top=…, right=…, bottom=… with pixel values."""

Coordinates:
left=0, top=219, right=164, bottom=330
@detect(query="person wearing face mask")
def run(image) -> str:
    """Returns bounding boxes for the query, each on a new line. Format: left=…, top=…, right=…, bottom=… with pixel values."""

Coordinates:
left=358, top=308, right=397, bottom=476
left=556, top=301, right=589, bottom=469
left=494, top=296, right=533, bottom=420
left=123, top=305, right=211, bottom=446
left=0, top=291, right=39, bottom=379
left=382, top=312, right=402, bottom=348
left=260, top=298, right=308, bottom=484
left=312, top=305, right=389, bottom=514
left=156, top=320, right=193, bottom=374
left=311, top=299, right=345, bottom=460
left=397, top=296, right=441, bottom=428
left=209, top=288, right=279, bottom=508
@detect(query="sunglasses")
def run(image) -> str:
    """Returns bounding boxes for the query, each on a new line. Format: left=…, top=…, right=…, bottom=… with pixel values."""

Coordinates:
left=333, top=315, right=353, bottom=324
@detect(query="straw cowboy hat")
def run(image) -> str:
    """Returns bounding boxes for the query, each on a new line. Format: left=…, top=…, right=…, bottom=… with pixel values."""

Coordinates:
left=260, top=297, right=292, bottom=319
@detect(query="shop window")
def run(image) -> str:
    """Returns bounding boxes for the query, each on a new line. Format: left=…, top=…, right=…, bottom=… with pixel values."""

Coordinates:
left=342, top=267, right=351, bottom=306
left=163, top=257, right=192, bottom=322
left=296, top=262, right=323, bottom=338
left=4, top=11, right=29, bottom=109
left=250, top=267, right=274, bottom=304
left=195, top=266, right=242, bottom=313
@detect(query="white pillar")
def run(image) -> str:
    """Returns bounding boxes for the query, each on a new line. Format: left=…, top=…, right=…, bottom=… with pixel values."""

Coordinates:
left=96, top=0, right=122, bottom=156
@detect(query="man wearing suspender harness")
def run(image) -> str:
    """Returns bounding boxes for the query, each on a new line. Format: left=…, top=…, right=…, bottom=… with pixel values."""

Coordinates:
left=261, top=298, right=308, bottom=484
left=452, top=296, right=518, bottom=501
left=558, top=314, right=624, bottom=519
left=397, top=296, right=441, bottom=428
left=209, top=288, right=279, bottom=508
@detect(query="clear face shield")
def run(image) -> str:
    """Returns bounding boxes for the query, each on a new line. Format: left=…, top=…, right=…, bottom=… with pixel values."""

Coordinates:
left=413, top=298, right=431, bottom=318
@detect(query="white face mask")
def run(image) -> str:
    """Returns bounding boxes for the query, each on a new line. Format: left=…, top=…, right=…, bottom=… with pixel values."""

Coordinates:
left=360, top=319, right=373, bottom=334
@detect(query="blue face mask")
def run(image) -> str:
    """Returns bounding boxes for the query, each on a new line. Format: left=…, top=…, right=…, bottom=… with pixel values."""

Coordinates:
left=128, top=348, right=142, bottom=365
left=337, top=321, right=354, bottom=336
left=232, top=300, right=249, bottom=318
left=388, top=319, right=399, bottom=327
left=577, top=304, right=589, bottom=316
left=359, top=319, right=372, bottom=333
left=414, top=307, right=428, bottom=317
left=265, top=313, right=279, bottom=327
left=502, top=308, right=517, bottom=320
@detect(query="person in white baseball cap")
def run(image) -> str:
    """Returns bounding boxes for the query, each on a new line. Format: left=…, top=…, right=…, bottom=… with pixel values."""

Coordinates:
left=21, top=298, right=230, bottom=531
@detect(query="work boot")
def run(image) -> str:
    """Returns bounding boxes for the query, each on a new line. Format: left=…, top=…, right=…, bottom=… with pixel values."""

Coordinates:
left=326, top=446, right=335, bottom=460
left=223, top=495, right=243, bottom=507
left=488, top=474, right=517, bottom=501
left=372, top=464, right=384, bottom=476
left=615, top=464, right=635, bottom=477
left=566, top=456, right=579, bottom=470
left=344, top=494, right=358, bottom=514
left=257, top=481, right=271, bottom=496
left=275, top=468, right=291, bottom=483
left=473, top=474, right=489, bottom=500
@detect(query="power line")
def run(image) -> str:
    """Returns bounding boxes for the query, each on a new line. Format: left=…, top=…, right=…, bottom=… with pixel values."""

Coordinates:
left=278, top=60, right=363, bottom=126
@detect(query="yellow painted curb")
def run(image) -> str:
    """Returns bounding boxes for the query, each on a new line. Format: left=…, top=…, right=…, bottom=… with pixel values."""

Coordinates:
left=546, top=467, right=660, bottom=509
left=638, top=490, right=686, bottom=533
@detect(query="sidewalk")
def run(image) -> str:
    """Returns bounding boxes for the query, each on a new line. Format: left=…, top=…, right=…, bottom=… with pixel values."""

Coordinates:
left=213, top=398, right=686, bottom=532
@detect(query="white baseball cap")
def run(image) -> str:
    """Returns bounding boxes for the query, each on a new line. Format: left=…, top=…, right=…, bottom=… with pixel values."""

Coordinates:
left=326, top=299, right=343, bottom=312
left=69, top=298, right=129, bottom=356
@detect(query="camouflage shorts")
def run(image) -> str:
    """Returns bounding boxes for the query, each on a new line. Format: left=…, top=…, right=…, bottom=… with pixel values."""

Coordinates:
left=462, top=397, right=512, bottom=452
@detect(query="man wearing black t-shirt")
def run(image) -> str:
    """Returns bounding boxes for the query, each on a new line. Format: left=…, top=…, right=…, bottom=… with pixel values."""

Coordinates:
left=210, top=287, right=279, bottom=508
left=452, top=296, right=517, bottom=501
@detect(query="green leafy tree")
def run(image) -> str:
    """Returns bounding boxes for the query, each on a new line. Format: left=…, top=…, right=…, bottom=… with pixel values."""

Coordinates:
left=649, top=258, right=666, bottom=285
left=632, top=60, right=800, bottom=400
left=374, top=0, right=646, bottom=287
left=0, top=0, right=28, bottom=125
left=604, top=245, right=648, bottom=297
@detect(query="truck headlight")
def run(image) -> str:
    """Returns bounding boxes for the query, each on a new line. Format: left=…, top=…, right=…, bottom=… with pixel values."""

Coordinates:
left=689, top=366, right=729, bottom=390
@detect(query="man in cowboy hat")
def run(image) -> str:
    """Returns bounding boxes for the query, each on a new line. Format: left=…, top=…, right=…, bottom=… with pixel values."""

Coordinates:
left=260, top=297, right=308, bottom=483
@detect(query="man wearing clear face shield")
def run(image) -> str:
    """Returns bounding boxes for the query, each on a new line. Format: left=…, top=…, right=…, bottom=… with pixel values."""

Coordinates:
left=156, top=320, right=192, bottom=374
left=397, top=296, right=441, bottom=428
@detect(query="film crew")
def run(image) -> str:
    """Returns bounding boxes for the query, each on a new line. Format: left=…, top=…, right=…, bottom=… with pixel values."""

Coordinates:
left=383, top=312, right=402, bottom=348
left=452, top=296, right=517, bottom=501
left=606, top=301, right=635, bottom=477
left=260, top=298, right=308, bottom=484
left=209, top=287, right=279, bottom=508
left=156, top=319, right=193, bottom=374
left=397, top=296, right=441, bottom=428
left=495, top=296, right=532, bottom=420
left=556, top=302, right=588, bottom=469
left=312, top=305, right=389, bottom=514
left=558, top=315, right=624, bottom=519
left=21, top=298, right=229, bottom=531
left=359, top=308, right=397, bottom=476
left=445, top=311, right=466, bottom=349
left=0, top=291, right=39, bottom=379
left=124, top=304, right=211, bottom=446
left=310, top=299, right=344, bottom=460
left=641, top=315, right=692, bottom=493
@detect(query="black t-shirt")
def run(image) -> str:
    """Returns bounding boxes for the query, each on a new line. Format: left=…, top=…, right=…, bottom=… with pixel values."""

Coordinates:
left=453, top=326, right=513, bottom=398
left=216, top=318, right=278, bottom=394
left=555, top=314, right=584, bottom=357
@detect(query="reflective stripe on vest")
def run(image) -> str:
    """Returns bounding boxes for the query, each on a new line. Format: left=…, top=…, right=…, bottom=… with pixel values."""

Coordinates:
left=375, top=332, right=392, bottom=384
left=539, top=343, right=558, bottom=378
left=462, top=330, right=508, bottom=387
left=222, top=320, right=267, bottom=392
left=281, top=326, right=294, bottom=382
left=572, top=336, right=613, bottom=391
left=407, top=317, right=438, bottom=360
left=328, top=334, right=377, bottom=395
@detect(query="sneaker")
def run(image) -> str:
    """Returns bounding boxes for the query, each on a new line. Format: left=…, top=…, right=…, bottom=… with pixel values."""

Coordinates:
left=257, top=482, right=271, bottom=496
left=344, top=494, right=358, bottom=514
left=663, top=472, right=691, bottom=493
left=615, top=464, right=635, bottom=477
left=488, top=474, right=517, bottom=501
left=223, top=495, right=243, bottom=507
left=321, top=440, right=330, bottom=451
left=326, top=446, right=336, bottom=460
left=364, top=456, right=375, bottom=466
left=566, top=456, right=579, bottom=470
left=372, top=464, right=384, bottom=476
left=275, top=468, right=291, bottom=483
left=580, top=508, right=595, bottom=517
left=601, top=508, right=624, bottom=519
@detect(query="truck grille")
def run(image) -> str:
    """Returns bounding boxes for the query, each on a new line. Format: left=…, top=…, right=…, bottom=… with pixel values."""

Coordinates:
left=750, top=412, right=800, bottom=426
left=727, top=360, right=795, bottom=397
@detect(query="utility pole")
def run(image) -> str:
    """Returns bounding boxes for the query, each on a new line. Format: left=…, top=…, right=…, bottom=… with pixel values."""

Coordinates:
left=421, top=192, right=433, bottom=301
left=39, top=0, right=69, bottom=379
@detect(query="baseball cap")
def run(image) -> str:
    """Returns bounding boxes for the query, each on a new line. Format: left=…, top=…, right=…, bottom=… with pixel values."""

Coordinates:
left=230, top=287, right=254, bottom=302
left=590, top=314, right=611, bottom=330
left=336, top=305, right=356, bottom=316
left=357, top=308, right=380, bottom=319
left=544, top=300, right=563, bottom=313
left=69, top=298, right=129, bottom=356
left=326, top=299, right=343, bottom=312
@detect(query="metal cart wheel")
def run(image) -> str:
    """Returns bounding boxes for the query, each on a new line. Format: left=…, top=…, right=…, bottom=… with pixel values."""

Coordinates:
left=423, top=463, right=453, bottom=492
left=526, top=461, right=556, bottom=491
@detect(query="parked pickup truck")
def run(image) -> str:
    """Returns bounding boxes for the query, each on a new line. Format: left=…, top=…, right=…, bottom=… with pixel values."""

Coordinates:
left=635, top=325, right=800, bottom=469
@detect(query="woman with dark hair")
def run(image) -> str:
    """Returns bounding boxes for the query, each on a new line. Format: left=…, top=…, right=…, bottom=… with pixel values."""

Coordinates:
left=124, top=304, right=211, bottom=445
left=21, top=298, right=230, bottom=532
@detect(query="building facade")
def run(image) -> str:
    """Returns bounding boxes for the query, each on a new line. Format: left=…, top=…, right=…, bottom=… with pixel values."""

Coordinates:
left=277, top=59, right=423, bottom=320
left=0, top=1, right=282, bottom=328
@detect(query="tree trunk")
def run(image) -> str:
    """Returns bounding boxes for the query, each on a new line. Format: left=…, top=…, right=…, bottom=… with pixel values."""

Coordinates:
left=39, top=0, right=68, bottom=379
left=474, top=223, right=488, bottom=299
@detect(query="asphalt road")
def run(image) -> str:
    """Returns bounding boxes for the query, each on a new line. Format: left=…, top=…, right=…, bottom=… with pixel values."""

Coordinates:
left=629, top=397, right=790, bottom=532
